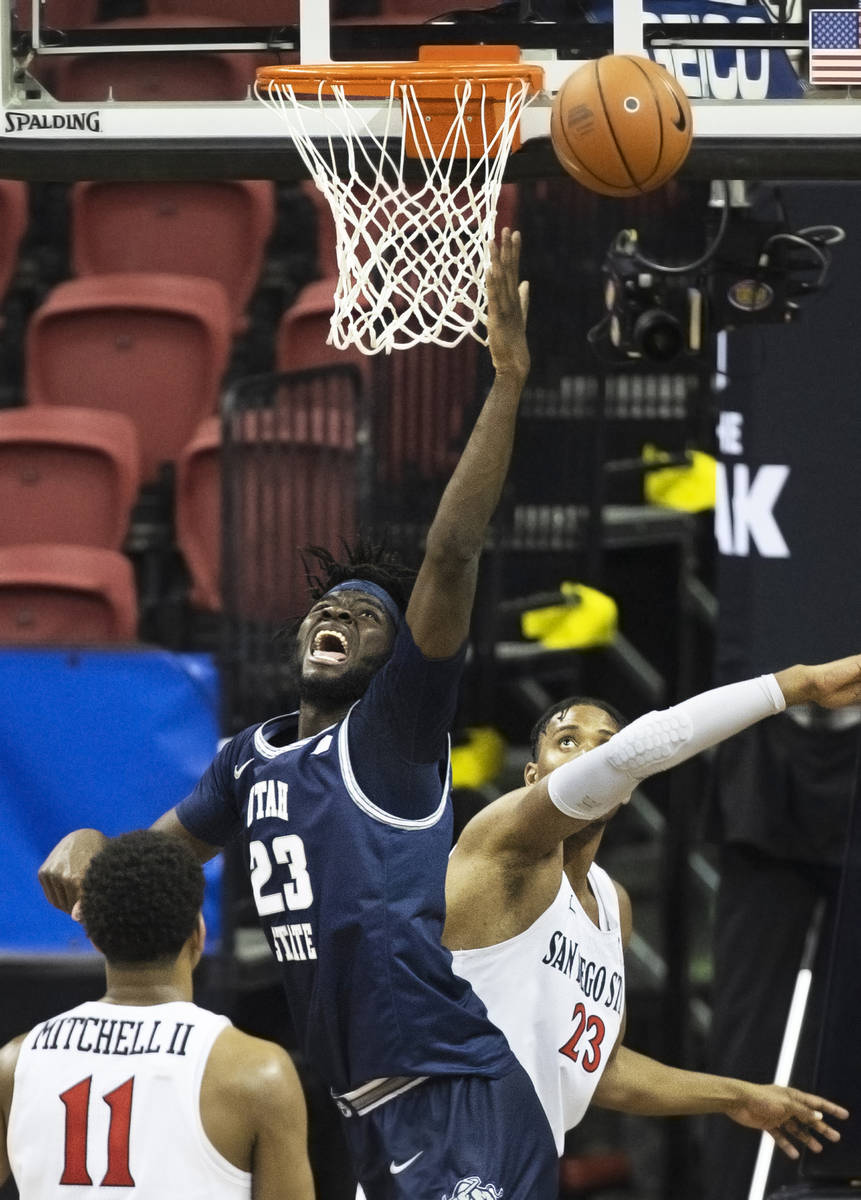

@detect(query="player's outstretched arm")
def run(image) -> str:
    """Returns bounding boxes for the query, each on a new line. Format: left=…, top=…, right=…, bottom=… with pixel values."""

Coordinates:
left=592, top=1046, right=848, bottom=1160
left=38, top=808, right=220, bottom=916
left=0, top=1035, right=25, bottom=1187
left=473, top=651, right=861, bottom=865
left=201, top=1028, right=315, bottom=1200
left=405, top=228, right=530, bottom=659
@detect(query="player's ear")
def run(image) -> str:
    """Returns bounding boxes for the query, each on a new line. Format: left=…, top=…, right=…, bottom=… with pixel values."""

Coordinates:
left=190, top=912, right=206, bottom=959
left=524, top=761, right=538, bottom=786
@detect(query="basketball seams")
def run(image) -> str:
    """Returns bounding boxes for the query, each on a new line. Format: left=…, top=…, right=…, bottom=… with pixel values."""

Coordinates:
left=623, top=54, right=666, bottom=190
left=594, top=57, right=640, bottom=194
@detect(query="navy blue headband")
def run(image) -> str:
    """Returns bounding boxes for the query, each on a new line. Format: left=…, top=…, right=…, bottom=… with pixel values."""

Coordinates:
left=324, top=580, right=402, bottom=627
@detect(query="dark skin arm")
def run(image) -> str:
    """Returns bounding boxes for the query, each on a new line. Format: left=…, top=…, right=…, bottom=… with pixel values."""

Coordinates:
left=201, top=1028, right=315, bottom=1200
left=405, top=228, right=530, bottom=659
left=39, top=809, right=219, bottom=918
left=0, top=1035, right=24, bottom=1188
left=592, top=1045, right=847, bottom=1160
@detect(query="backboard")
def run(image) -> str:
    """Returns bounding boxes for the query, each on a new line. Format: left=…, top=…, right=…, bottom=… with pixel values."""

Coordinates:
left=2, top=1, right=861, bottom=181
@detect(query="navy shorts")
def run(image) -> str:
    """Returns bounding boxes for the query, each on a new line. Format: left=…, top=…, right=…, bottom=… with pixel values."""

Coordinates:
left=343, top=1063, right=559, bottom=1200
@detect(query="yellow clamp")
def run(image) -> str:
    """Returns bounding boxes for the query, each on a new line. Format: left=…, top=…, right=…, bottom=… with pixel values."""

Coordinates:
left=451, top=725, right=507, bottom=790
left=521, top=582, right=618, bottom=650
left=642, top=444, right=716, bottom=513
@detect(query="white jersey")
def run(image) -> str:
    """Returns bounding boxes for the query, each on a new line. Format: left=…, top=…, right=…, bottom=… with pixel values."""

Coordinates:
left=451, top=863, right=625, bottom=1154
left=8, top=999, right=251, bottom=1200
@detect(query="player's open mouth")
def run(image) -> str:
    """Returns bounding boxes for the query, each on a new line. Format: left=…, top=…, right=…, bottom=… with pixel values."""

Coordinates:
left=309, top=628, right=349, bottom=664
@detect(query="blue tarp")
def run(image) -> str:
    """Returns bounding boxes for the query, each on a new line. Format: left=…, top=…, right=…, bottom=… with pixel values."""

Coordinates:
left=0, top=648, right=222, bottom=955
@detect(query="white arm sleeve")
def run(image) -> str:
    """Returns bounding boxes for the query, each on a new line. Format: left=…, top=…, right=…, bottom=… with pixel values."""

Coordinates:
left=547, top=674, right=786, bottom=822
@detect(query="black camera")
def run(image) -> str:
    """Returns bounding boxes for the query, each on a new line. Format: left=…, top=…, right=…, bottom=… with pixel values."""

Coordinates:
left=599, top=234, right=705, bottom=364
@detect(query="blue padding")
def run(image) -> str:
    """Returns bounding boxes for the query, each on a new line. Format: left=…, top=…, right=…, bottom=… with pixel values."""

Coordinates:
left=0, top=648, right=221, bottom=955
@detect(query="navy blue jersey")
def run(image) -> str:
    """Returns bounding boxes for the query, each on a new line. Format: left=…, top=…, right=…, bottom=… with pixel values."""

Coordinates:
left=177, top=623, right=517, bottom=1092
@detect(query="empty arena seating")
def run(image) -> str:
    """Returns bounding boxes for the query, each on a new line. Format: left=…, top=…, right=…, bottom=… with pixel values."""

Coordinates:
left=301, top=181, right=338, bottom=280
left=379, top=337, right=477, bottom=489
left=50, top=15, right=261, bottom=102
left=178, top=370, right=361, bottom=621
left=275, top=276, right=476, bottom=497
left=0, top=543, right=138, bottom=644
left=0, top=407, right=140, bottom=550
left=175, top=415, right=221, bottom=612
left=70, top=179, right=276, bottom=332
left=275, top=277, right=368, bottom=376
left=217, top=367, right=361, bottom=724
left=220, top=368, right=359, bottom=623
left=25, top=272, right=233, bottom=483
left=0, top=180, right=28, bottom=308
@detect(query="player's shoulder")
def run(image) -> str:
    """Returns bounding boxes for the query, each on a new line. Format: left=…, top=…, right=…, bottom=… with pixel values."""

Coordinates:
left=0, top=1032, right=27, bottom=1064
left=205, top=1025, right=303, bottom=1108
left=0, top=1033, right=27, bottom=1103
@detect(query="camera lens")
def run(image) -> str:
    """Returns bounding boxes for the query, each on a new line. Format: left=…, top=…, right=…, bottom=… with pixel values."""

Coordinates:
left=634, top=309, right=683, bottom=362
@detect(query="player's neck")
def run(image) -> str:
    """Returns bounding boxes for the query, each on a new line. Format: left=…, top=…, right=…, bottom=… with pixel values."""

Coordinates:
left=562, top=823, right=604, bottom=888
left=297, top=699, right=351, bottom=740
left=101, top=963, right=194, bottom=1007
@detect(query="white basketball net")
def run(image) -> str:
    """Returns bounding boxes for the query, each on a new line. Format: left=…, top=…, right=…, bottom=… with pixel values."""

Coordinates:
left=256, top=74, right=533, bottom=355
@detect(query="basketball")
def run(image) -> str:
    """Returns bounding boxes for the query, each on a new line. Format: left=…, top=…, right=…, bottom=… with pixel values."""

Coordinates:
left=550, top=55, right=693, bottom=198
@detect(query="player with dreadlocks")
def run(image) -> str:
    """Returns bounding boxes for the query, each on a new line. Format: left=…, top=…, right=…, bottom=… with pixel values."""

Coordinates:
left=39, top=230, right=562, bottom=1200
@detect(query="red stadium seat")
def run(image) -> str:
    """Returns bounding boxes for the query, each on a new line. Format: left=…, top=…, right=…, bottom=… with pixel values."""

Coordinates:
left=276, top=279, right=475, bottom=491
left=180, top=374, right=361, bottom=619
left=26, top=273, right=232, bottom=483
left=50, top=15, right=261, bottom=102
left=300, top=181, right=338, bottom=280
left=379, top=338, right=476, bottom=487
left=0, top=543, right=138, bottom=644
left=276, top=277, right=368, bottom=378
left=0, top=180, right=28, bottom=306
left=175, top=415, right=221, bottom=612
left=221, top=371, right=360, bottom=621
left=70, top=179, right=276, bottom=332
left=0, top=407, right=140, bottom=550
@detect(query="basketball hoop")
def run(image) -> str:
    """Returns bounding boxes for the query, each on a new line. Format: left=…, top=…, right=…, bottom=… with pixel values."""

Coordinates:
left=255, top=48, right=543, bottom=355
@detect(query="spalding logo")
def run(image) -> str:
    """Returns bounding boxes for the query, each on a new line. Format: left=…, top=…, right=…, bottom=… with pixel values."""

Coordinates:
left=565, top=103, right=596, bottom=137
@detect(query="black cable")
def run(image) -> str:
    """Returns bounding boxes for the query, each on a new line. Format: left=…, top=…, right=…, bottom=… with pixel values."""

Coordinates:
left=617, top=179, right=732, bottom=275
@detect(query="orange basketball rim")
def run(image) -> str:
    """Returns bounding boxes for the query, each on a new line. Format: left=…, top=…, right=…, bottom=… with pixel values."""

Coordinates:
left=257, top=46, right=544, bottom=159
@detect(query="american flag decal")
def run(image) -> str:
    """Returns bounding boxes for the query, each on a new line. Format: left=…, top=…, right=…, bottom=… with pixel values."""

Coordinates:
left=809, top=10, right=861, bottom=85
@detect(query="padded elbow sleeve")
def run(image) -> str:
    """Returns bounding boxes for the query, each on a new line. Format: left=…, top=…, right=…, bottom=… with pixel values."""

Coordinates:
left=547, top=674, right=785, bottom=823
left=546, top=710, right=691, bottom=821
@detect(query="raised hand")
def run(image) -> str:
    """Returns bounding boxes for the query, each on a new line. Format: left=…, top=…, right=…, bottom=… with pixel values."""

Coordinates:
left=727, top=1082, right=848, bottom=1159
left=775, top=653, right=861, bottom=710
left=38, top=828, right=108, bottom=916
left=486, top=228, right=530, bottom=380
